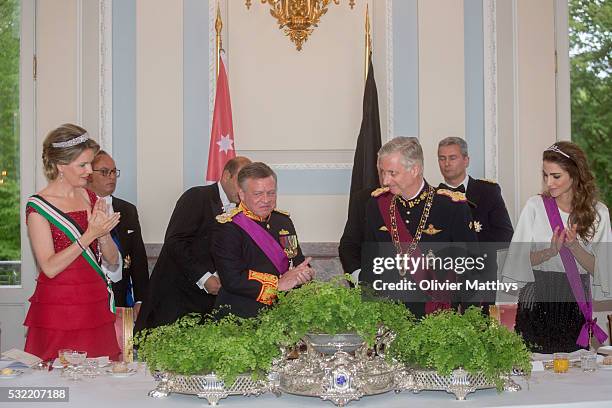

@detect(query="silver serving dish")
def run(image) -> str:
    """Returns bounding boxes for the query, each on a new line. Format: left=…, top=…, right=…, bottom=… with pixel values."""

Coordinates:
left=402, top=368, right=521, bottom=400
left=271, top=329, right=406, bottom=407
left=303, top=333, right=365, bottom=355
left=148, top=372, right=270, bottom=406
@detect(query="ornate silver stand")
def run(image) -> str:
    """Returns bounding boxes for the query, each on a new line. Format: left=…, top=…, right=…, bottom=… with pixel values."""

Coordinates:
left=403, top=368, right=521, bottom=400
left=148, top=372, right=270, bottom=406
left=270, top=331, right=406, bottom=407
left=147, top=330, right=522, bottom=405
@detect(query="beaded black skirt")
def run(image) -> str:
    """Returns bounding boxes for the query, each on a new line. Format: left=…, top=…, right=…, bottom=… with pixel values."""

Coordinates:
left=515, top=270, right=590, bottom=354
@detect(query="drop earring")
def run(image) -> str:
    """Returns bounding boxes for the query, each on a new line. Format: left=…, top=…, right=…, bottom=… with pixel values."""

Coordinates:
left=59, top=172, right=64, bottom=182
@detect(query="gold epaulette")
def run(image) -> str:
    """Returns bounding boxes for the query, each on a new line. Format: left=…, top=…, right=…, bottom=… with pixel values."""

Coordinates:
left=273, top=208, right=290, bottom=217
left=371, top=187, right=390, bottom=197
left=478, top=178, right=498, bottom=184
left=216, top=207, right=241, bottom=224
left=437, top=189, right=467, bottom=203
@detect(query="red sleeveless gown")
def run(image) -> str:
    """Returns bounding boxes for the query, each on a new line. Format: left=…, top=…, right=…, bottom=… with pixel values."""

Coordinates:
left=24, top=190, right=120, bottom=361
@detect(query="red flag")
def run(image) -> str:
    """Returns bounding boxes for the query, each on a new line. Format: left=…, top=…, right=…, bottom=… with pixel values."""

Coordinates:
left=206, top=57, right=236, bottom=183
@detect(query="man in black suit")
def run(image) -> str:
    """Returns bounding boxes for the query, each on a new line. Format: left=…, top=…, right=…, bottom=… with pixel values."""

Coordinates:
left=338, top=187, right=377, bottom=285
left=88, top=151, right=149, bottom=321
left=135, top=156, right=251, bottom=331
left=437, top=137, right=514, bottom=312
left=212, top=162, right=315, bottom=318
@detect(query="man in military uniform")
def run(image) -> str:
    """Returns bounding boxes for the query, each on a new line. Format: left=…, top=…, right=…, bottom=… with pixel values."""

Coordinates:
left=437, top=137, right=514, bottom=312
left=135, top=156, right=251, bottom=332
left=212, top=162, right=315, bottom=318
left=361, top=137, right=478, bottom=318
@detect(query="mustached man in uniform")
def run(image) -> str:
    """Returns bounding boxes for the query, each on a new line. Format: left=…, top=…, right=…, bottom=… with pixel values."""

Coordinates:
left=361, top=137, right=479, bottom=318
left=212, top=162, right=315, bottom=318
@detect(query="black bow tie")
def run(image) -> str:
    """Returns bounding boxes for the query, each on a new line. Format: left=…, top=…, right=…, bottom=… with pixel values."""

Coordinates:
left=439, top=183, right=465, bottom=193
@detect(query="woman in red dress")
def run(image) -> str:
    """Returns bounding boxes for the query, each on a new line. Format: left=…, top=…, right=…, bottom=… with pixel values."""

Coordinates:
left=24, top=123, right=122, bottom=361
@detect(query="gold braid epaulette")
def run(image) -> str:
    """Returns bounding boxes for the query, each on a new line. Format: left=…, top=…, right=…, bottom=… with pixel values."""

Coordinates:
left=273, top=208, right=290, bottom=216
left=215, top=207, right=241, bottom=224
left=479, top=178, right=498, bottom=184
left=436, top=189, right=467, bottom=203
left=371, top=187, right=390, bottom=197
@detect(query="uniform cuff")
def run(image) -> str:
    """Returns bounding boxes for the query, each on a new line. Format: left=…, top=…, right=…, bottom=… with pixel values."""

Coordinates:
left=248, top=270, right=279, bottom=305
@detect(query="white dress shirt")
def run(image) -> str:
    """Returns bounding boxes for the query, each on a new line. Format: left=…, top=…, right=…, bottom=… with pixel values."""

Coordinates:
left=196, top=183, right=233, bottom=292
left=98, top=195, right=123, bottom=283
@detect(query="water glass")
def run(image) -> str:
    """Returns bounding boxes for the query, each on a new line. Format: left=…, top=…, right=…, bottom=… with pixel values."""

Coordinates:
left=82, top=359, right=99, bottom=378
left=581, top=351, right=597, bottom=372
left=64, top=351, right=87, bottom=381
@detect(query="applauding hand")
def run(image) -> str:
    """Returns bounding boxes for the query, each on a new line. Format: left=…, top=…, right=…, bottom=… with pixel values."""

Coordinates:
left=86, top=200, right=120, bottom=239
left=563, top=224, right=581, bottom=251
left=278, top=257, right=315, bottom=291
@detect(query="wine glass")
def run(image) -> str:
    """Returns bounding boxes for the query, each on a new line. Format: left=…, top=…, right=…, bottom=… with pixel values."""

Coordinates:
left=279, top=235, right=298, bottom=268
left=65, top=351, right=87, bottom=381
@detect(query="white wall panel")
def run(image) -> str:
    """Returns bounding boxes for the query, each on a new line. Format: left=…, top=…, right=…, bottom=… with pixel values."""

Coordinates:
left=227, top=1, right=363, bottom=152
left=516, top=0, right=556, bottom=206
left=277, top=195, right=349, bottom=243
left=136, top=0, right=183, bottom=242
left=36, top=0, right=78, bottom=189
left=418, top=0, right=465, bottom=184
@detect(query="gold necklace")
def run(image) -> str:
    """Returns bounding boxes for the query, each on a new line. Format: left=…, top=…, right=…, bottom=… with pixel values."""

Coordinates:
left=389, top=186, right=435, bottom=276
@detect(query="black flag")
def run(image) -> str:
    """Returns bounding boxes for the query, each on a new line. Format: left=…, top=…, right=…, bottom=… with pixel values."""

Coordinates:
left=349, top=57, right=382, bottom=203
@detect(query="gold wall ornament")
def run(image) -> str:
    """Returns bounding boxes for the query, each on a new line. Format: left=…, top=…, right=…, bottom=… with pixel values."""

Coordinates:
left=246, top=0, right=356, bottom=51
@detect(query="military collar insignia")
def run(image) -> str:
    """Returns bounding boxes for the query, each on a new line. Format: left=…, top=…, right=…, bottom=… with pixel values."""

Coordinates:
left=422, top=224, right=442, bottom=235
left=473, top=221, right=483, bottom=232
left=398, top=190, right=428, bottom=209
left=437, top=189, right=467, bottom=203
left=371, top=187, right=390, bottom=197
left=215, top=207, right=241, bottom=224
left=279, top=229, right=290, bottom=236
left=237, top=202, right=273, bottom=223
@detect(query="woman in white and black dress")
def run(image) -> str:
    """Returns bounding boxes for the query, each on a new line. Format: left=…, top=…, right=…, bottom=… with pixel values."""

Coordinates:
left=502, top=141, right=612, bottom=353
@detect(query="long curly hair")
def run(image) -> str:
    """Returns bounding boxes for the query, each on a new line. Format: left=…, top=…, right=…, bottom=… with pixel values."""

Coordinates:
left=542, top=141, right=599, bottom=241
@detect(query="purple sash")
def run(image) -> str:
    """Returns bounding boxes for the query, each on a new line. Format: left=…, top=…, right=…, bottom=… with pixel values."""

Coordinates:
left=542, top=196, right=607, bottom=347
left=232, top=212, right=290, bottom=275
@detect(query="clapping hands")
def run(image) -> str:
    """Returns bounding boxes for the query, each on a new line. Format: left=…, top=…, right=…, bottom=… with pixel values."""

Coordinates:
left=278, top=257, right=315, bottom=291
left=86, top=200, right=120, bottom=239
left=563, top=224, right=580, bottom=250
left=547, top=225, right=581, bottom=258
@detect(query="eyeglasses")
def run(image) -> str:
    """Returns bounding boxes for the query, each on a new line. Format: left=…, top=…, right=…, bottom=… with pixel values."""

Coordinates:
left=92, top=168, right=121, bottom=178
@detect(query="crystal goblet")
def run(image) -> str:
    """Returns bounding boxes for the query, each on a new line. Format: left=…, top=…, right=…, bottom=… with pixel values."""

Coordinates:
left=65, top=351, right=87, bottom=381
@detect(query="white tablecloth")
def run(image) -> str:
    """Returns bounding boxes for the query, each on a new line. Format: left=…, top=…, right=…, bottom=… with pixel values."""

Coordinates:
left=2, top=365, right=612, bottom=408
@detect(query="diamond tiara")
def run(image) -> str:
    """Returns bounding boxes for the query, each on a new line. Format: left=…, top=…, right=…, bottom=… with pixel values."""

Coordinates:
left=51, top=133, right=89, bottom=148
left=545, top=144, right=570, bottom=159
